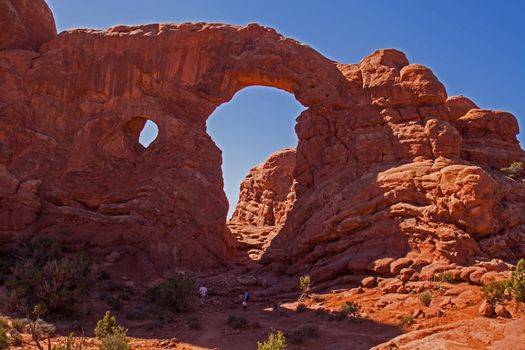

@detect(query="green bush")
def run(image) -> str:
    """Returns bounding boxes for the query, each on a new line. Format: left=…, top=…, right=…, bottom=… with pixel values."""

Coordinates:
left=257, top=331, right=286, bottom=350
left=398, top=314, right=414, bottom=327
left=0, top=327, right=8, bottom=350
left=4, top=238, right=95, bottom=317
left=99, top=327, right=130, bottom=350
left=95, top=311, right=125, bottom=339
left=299, top=275, right=311, bottom=298
left=508, top=258, right=525, bottom=302
left=144, top=272, right=195, bottom=313
left=501, top=162, right=523, bottom=179
left=289, top=324, right=319, bottom=345
left=339, top=301, right=360, bottom=317
left=419, top=291, right=432, bottom=307
left=437, top=271, right=453, bottom=283
left=226, top=315, right=247, bottom=330
left=482, top=278, right=508, bottom=302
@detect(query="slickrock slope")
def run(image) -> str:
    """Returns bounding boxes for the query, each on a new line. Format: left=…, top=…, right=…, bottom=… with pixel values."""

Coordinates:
left=2, top=0, right=525, bottom=285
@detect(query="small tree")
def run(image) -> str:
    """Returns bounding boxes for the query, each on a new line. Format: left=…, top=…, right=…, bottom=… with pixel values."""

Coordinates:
left=501, top=162, right=523, bottom=179
left=28, top=304, right=56, bottom=350
left=257, top=331, right=286, bottom=350
left=299, top=275, right=311, bottom=300
left=508, top=258, right=525, bottom=302
left=95, top=311, right=129, bottom=350
left=95, top=311, right=125, bottom=339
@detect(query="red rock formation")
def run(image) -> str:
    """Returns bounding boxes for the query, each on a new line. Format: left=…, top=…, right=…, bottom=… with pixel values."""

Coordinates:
left=261, top=49, right=525, bottom=284
left=228, top=148, right=296, bottom=261
left=0, top=0, right=56, bottom=50
left=1, top=3, right=524, bottom=281
left=230, top=148, right=296, bottom=227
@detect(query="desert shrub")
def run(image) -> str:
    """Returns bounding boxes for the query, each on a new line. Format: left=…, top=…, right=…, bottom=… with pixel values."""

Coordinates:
left=6, top=254, right=95, bottom=316
left=501, top=162, right=523, bottom=179
left=186, top=316, right=201, bottom=330
left=295, top=303, right=307, bottom=313
left=289, top=324, right=319, bottom=345
left=26, top=305, right=57, bottom=350
left=508, top=258, right=525, bottom=302
left=226, top=315, right=246, bottom=330
left=0, top=328, right=8, bottom=350
left=437, top=271, right=453, bottom=283
left=95, top=311, right=125, bottom=339
left=144, top=272, right=195, bottom=313
left=257, top=331, right=286, bottom=350
left=482, top=278, right=508, bottom=302
left=299, top=275, right=311, bottom=299
left=15, top=237, right=65, bottom=262
left=10, top=318, right=29, bottom=333
left=99, top=327, right=130, bottom=350
left=4, top=237, right=95, bottom=317
left=339, top=301, right=360, bottom=317
left=398, top=314, right=414, bottom=327
left=53, top=332, right=86, bottom=350
left=419, top=291, right=432, bottom=307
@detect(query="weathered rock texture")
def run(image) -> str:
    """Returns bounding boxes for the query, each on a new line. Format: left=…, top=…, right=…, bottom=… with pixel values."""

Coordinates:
left=228, top=148, right=296, bottom=260
left=0, top=0, right=56, bottom=50
left=230, top=148, right=296, bottom=227
left=2, top=1, right=525, bottom=279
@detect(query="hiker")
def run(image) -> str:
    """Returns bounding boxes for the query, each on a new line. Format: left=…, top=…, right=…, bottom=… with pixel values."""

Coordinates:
left=199, top=285, right=208, bottom=305
left=242, top=289, right=250, bottom=311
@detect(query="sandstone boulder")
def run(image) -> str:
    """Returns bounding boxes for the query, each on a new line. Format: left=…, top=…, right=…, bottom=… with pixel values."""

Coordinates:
left=479, top=300, right=494, bottom=317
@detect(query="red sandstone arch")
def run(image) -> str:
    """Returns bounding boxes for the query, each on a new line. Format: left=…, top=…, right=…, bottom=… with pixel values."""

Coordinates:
left=0, top=4, right=364, bottom=276
left=2, top=0, right=525, bottom=284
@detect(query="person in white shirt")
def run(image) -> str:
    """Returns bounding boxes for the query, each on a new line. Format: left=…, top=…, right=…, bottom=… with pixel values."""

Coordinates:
left=199, top=285, right=208, bottom=306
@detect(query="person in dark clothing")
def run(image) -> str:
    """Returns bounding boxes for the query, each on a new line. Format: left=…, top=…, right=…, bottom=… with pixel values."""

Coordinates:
left=242, top=289, right=250, bottom=311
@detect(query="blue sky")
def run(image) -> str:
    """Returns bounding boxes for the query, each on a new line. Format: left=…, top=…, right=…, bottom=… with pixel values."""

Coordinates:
left=46, top=0, right=525, bottom=216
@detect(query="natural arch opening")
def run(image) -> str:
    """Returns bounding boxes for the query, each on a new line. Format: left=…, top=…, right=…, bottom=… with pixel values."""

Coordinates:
left=139, top=120, right=159, bottom=148
left=206, top=86, right=305, bottom=260
left=123, top=117, right=159, bottom=149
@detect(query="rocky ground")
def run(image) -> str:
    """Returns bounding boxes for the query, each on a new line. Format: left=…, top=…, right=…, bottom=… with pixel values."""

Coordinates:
left=1, top=252, right=524, bottom=350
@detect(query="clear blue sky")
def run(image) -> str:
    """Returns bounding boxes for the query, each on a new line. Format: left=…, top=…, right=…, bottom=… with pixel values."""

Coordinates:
left=46, top=0, right=525, bottom=217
